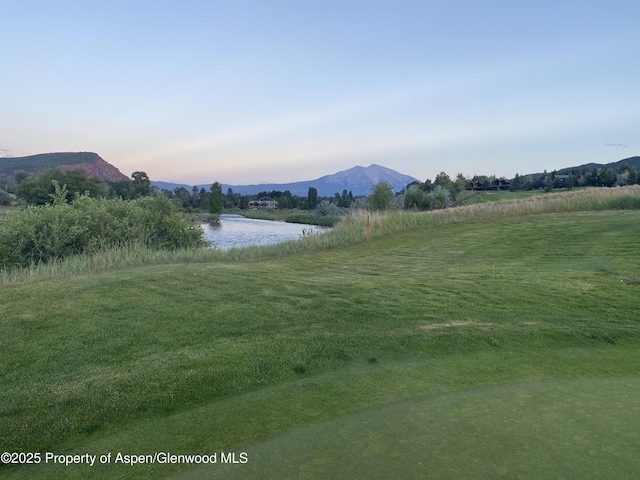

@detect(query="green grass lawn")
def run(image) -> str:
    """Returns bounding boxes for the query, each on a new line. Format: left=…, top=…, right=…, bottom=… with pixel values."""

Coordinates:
left=457, top=189, right=553, bottom=205
left=1, top=202, right=639, bottom=478
left=194, top=377, right=640, bottom=480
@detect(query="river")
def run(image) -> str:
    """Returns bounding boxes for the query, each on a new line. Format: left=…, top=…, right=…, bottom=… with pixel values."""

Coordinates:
left=201, top=214, right=331, bottom=249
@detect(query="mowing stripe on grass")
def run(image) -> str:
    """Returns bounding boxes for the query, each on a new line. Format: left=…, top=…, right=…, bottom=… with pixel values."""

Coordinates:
left=178, top=377, right=640, bottom=480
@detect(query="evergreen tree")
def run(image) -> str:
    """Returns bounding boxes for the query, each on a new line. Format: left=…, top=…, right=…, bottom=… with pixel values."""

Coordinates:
left=307, top=187, right=318, bottom=210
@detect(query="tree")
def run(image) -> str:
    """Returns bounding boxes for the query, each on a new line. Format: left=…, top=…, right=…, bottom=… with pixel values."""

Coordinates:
left=14, top=170, right=30, bottom=185
left=173, top=187, right=192, bottom=209
left=196, top=187, right=206, bottom=208
left=0, top=187, right=12, bottom=205
left=109, top=179, right=133, bottom=199
left=338, top=189, right=348, bottom=207
left=434, top=171, right=454, bottom=192
left=208, top=182, right=224, bottom=214
left=224, top=187, right=240, bottom=209
left=453, top=173, right=467, bottom=197
left=191, top=186, right=200, bottom=207
left=278, top=190, right=293, bottom=209
left=600, top=168, right=615, bottom=187
left=510, top=173, right=523, bottom=191
left=239, top=195, right=251, bottom=209
left=14, top=168, right=108, bottom=205
left=404, top=185, right=427, bottom=210
left=131, top=171, right=151, bottom=198
left=368, top=180, right=394, bottom=210
left=588, top=168, right=615, bottom=187
left=307, top=187, right=318, bottom=210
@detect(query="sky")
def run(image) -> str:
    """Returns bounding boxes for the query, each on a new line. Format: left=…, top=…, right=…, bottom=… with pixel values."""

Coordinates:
left=1, top=1, right=639, bottom=185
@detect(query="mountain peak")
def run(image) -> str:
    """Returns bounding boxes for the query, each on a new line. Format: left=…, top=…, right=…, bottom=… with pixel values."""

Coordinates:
left=318, top=164, right=418, bottom=191
left=152, top=164, right=419, bottom=197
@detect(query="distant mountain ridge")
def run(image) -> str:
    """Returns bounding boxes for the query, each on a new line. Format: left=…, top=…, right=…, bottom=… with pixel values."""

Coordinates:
left=0, top=152, right=129, bottom=182
left=7, top=152, right=637, bottom=197
left=555, top=156, right=640, bottom=174
left=153, top=164, right=420, bottom=197
left=526, top=156, right=640, bottom=178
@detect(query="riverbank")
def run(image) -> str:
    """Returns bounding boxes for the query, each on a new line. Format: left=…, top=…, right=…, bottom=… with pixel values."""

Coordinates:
left=226, top=207, right=342, bottom=227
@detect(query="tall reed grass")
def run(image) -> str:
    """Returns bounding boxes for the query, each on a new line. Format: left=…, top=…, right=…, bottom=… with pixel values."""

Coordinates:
left=348, top=185, right=640, bottom=236
left=2, top=185, right=639, bottom=285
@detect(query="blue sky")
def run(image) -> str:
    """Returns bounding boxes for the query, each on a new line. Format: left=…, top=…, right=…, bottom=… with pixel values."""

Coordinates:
left=1, top=1, right=638, bottom=185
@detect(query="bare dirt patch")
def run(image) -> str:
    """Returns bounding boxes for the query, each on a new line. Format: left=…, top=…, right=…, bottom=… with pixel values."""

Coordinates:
left=420, top=321, right=494, bottom=332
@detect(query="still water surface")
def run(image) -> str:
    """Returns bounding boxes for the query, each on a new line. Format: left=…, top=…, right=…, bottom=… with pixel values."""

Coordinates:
left=201, top=214, right=331, bottom=249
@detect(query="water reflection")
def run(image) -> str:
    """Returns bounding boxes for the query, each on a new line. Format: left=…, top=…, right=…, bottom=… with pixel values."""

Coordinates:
left=201, top=214, right=331, bottom=250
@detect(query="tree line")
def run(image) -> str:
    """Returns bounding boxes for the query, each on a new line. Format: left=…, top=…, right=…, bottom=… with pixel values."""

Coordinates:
left=158, top=184, right=355, bottom=212
left=3, top=168, right=360, bottom=216
left=4, top=162, right=639, bottom=214
left=367, top=164, right=640, bottom=211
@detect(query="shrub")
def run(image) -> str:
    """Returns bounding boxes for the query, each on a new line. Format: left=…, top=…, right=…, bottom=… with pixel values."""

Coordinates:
left=14, top=168, right=109, bottom=205
left=368, top=181, right=394, bottom=210
left=315, top=200, right=342, bottom=216
left=286, top=213, right=341, bottom=227
left=403, top=185, right=450, bottom=210
left=0, top=194, right=206, bottom=269
left=0, top=188, right=12, bottom=206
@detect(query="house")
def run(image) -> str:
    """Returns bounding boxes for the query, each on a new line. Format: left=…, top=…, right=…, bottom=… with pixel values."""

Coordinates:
left=492, top=178, right=511, bottom=190
left=465, top=179, right=511, bottom=191
left=248, top=200, right=278, bottom=209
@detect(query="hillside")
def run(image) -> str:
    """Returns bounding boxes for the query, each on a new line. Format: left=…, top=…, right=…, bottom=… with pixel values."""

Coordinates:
left=152, top=164, right=420, bottom=197
left=526, top=156, right=640, bottom=177
left=556, top=155, right=640, bottom=173
left=0, top=152, right=129, bottom=182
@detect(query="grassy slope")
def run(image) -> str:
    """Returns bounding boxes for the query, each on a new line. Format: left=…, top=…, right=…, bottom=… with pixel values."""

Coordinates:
left=457, top=189, right=551, bottom=205
left=0, top=152, right=98, bottom=176
left=1, top=197, right=640, bottom=478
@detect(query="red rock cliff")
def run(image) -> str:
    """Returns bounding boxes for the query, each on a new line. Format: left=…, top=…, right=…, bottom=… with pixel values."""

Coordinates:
left=58, top=156, right=129, bottom=182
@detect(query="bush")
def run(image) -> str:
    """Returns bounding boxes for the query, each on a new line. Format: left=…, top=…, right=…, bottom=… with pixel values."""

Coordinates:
left=14, top=168, right=109, bottom=205
left=286, top=213, right=341, bottom=227
left=315, top=200, right=342, bottom=216
left=403, top=185, right=450, bottom=210
left=0, top=188, right=12, bottom=206
left=368, top=181, right=394, bottom=210
left=0, top=194, right=206, bottom=268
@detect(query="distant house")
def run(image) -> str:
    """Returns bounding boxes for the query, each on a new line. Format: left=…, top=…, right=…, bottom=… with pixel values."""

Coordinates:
left=492, top=178, right=511, bottom=190
left=466, top=181, right=485, bottom=191
left=248, top=200, right=278, bottom=209
left=465, top=179, right=511, bottom=191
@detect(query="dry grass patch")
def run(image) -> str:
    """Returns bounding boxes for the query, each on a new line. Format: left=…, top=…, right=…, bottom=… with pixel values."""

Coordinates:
left=420, top=320, right=549, bottom=334
left=420, top=320, right=493, bottom=331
